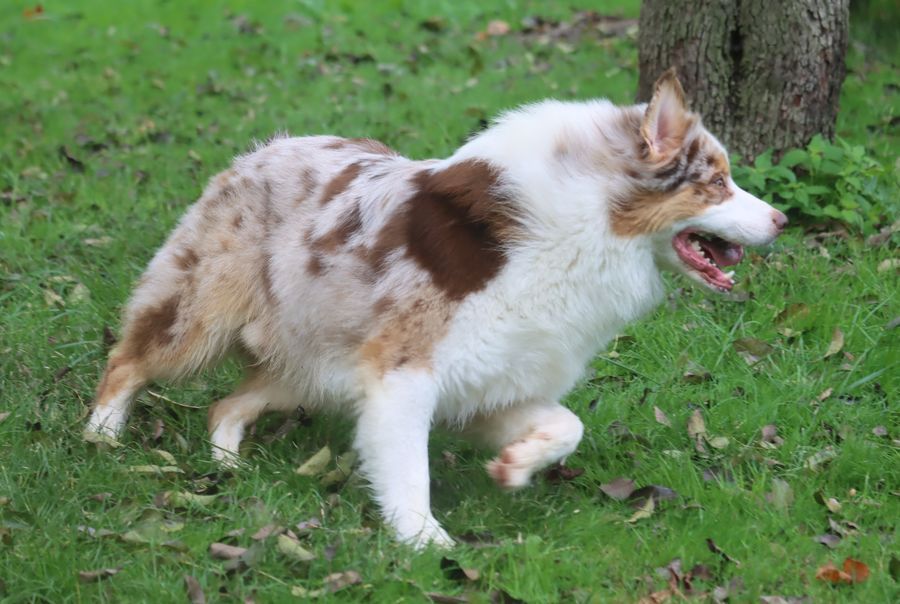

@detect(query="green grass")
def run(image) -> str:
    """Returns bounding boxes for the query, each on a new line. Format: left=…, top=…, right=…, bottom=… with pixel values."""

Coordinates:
left=1, top=1, right=897, bottom=602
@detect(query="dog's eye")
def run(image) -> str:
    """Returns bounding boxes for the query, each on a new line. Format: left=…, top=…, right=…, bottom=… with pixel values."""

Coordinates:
left=712, top=177, right=726, bottom=188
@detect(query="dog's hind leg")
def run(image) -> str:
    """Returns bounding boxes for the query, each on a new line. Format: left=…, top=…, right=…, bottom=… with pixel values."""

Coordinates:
left=207, top=371, right=295, bottom=466
left=467, top=401, right=584, bottom=490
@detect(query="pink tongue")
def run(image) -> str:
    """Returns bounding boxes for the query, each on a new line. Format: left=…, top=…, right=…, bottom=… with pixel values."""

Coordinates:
left=702, top=240, right=743, bottom=267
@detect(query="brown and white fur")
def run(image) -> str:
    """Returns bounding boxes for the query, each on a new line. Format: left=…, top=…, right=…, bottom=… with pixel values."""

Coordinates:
left=86, top=71, right=786, bottom=548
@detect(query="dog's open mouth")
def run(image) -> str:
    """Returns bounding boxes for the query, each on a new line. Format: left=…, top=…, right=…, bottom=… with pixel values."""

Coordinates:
left=672, top=230, right=744, bottom=292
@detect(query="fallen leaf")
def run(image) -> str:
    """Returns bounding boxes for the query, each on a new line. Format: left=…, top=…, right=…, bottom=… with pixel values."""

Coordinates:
left=251, top=524, right=283, bottom=541
left=0, top=412, right=10, bottom=423
left=872, top=425, right=888, bottom=437
left=654, top=406, right=672, bottom=427
left=759, top=597, right=809, bottom=604
left=543, top=463, right=584, bottom=482
left=842, top=558, right=869, bottom=583
left=628, top=485, right=679, bottom=509
left=682, top=361, right=711, bottom=384
left=765, top=478, right=794, bottom=511
left=599, top=477, right=636, bottom=500
left=78, top=567, right=121, bottom=583
left=687, top=409, right=708, bottom=453
left=486, top=20, right=510, bottom=36
left=823, top=328, right=845, bottom=358
left=320, top=450, right=357, bottom=485
left=295, top=445, right=331, bottom=476
left=877, top=258, right=900, bottom=272
left=816, top=387, right=833, bottom=402
left=707, top=436, right=730, bottom=450
left=127, top=465, right=183, bottom=474
left=760, top=424, right=784, bottom=448
left=166, top=491, right=219, bottom=507
left=83, top=431, right=123, bottom=448
left=814, top=534, right=841, bottom=549
left=323, top=570, right=362, bottom=593
left=152, top=449, right=177, bottom=465
left=733, top=337, right=773, bottom=365
left=276, top=533, right=315, bottom=562
left=209, top=542, right=247, bottom=560
left=184, top=575, right=206, bottom=604
left=804, top=446, right=837, bottom=471
left=625, top=495, right=655, bottom=523
left=687, top=409, right=706, bottom=438
left=441, top=557, right=480, bottom=582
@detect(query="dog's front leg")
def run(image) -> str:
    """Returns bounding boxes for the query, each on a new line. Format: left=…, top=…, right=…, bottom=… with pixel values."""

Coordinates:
left=354, top=369, right=452, bottom=549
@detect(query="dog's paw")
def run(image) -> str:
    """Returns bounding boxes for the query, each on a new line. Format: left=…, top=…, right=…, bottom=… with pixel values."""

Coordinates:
left=486, top=447, right=533, bottom=490
left=396, top=517, right=454, bottom=550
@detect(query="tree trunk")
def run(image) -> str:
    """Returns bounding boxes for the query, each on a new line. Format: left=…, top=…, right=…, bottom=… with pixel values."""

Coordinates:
left=637, top=0, right=849, bottom=161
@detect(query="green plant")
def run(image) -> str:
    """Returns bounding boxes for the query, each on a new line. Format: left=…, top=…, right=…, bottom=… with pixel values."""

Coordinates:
left=732, top=135, right=897, bottom=233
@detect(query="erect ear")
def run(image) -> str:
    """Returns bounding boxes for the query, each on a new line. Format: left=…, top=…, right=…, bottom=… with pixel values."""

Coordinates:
left=641, top=68, right=690, bottom=160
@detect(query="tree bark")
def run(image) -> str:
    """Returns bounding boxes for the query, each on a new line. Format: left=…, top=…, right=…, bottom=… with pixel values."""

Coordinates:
left=637, top=0, right=849, bottom=161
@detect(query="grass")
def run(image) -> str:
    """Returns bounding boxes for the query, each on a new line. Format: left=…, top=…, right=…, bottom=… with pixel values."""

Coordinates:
left=1, top=1, right=897, bottom=602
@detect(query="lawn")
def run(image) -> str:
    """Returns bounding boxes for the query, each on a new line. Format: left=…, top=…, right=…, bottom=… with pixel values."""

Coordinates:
left=1, top=1, right=897, bottom=602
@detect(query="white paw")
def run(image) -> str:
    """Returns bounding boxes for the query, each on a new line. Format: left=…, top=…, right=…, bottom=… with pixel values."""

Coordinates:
left=395, top=516, right=454, bottom=550
left=486, top=445, right=534, bottom=490
left=85, top=407, right=126, bottom=439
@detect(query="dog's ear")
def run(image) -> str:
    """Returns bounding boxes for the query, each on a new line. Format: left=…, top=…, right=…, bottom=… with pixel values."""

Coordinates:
left=641, top=68, right=690, bottom=160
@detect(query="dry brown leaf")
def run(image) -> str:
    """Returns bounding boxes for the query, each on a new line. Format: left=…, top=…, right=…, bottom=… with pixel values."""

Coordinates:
left=323, top=570, right=362, bottom=593
left=209, top=542, right=247, bottom=560
left=842, top=558, right=870, bottom=583
left=760, top=424, right=784, bottom=448
left=824, top=328, right=845, bottom=358
left=486, top=20, right=510, bottom=36
left=599, top=477, right=636, bottom=501
left=654, top=406, right=672, bottom=427
left=78, top=567, right=121, bottom=583
left=184, top=575, right=206, bottom=604
left=687, top=409, right=706, bottom=438
left=814, top=533, right=841, bottom=549
left=251, top=524, right=283, bottom=541
left=816, top=387, right=833, bottom=402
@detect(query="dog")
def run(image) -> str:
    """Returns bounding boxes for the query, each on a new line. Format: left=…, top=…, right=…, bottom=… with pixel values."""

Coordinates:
left=85, top=70, right=786, bottom=548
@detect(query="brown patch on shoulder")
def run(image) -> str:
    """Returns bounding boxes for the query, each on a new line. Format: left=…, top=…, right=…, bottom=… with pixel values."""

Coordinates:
left=174, top=248, right=199, bottom=271
left=231, top=212, right=244, bottom=230
left=404, top=160, right=516, bottom=300
left=319, top=162, right=362, bottom=205
left=610, top=187, right=708, bottom=237
left=124, top=296, right=180, bottom=356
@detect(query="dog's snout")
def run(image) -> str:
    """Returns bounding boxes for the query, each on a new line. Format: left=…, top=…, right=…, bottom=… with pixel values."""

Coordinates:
left=771, top=210, right=788, bottom=233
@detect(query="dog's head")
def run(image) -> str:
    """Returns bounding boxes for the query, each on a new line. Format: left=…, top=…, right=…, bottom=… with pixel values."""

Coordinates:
left=611, top=69, right=787, bottom=293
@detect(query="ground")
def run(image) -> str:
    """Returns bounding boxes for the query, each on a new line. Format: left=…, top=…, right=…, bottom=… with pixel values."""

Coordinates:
left=1, top=1, right=898, bottom=602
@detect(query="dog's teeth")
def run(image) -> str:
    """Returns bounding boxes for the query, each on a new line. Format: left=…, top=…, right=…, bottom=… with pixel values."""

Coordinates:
left=724, top=270, right=735, bottom=279
left=691, top=240, right=702, bottom=252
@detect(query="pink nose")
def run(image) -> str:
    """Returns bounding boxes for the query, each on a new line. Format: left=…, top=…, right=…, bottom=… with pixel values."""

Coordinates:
left=772, top=210, right=788, bottom=232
